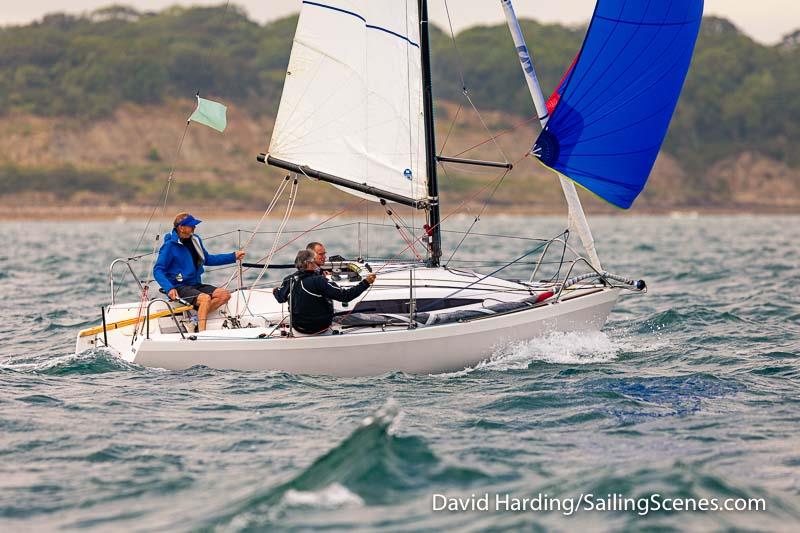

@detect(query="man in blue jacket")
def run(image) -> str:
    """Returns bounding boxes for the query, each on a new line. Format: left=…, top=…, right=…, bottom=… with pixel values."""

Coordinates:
left=153, top=212, right=245, bottom=331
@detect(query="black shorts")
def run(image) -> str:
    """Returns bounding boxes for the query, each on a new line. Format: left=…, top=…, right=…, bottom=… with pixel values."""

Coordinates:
left=176, top=284, right=218, bottom=304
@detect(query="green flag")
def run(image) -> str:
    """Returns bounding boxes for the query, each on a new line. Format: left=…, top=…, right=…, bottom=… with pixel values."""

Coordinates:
left=188, top=96, right=227, bottom=132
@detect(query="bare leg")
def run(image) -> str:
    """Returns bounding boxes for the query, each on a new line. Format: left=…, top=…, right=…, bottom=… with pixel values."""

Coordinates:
left=204, top=288, right=232, bottom=326
left=196, top=293, right=212, bottom=332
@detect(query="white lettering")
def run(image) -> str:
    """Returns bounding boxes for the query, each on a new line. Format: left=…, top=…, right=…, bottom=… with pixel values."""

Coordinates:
left=495, top=493, right=509, bottom=511
left=583, top=493, right=595, bottom=511
left=476, top=493, right=489, bottom=511
left=432, top=493, right=491, bottom=512
left=436, top=492, right=767, bottom=514
left=432, top=494, right=447, bottom=511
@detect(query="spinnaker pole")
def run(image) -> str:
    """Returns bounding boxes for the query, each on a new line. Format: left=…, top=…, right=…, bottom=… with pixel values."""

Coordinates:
left=419, top=0, right=443, bottom=266
left=501, top=0, right=602, bottom=271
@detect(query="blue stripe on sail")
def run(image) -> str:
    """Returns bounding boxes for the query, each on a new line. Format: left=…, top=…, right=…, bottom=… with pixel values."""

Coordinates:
left=302, top=1, right=366, bottom=23
left=302, top=1, right=420, bottom=48
left=594, top=15, right=703, bottom=27
left=365, top=24, right=420, bottom=48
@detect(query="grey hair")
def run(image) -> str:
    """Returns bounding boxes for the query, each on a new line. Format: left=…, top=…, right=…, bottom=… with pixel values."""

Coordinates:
left=306, top=241, right=323, bottom=251
left=295, top=249, right=316, bottom=269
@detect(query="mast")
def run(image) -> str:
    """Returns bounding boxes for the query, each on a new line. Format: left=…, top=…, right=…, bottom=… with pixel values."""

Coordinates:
left=501, top=0, right=602, bottom=271
left=419, top=0, right=442, bottom=266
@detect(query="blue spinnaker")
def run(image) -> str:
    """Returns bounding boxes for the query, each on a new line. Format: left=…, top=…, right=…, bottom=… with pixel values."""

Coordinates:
left=534, top=0, right=704, bottom=209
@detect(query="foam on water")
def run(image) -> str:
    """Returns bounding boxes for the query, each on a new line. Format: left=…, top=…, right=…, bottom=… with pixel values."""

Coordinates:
left=0, top=348, right=141, bottom=375
left=282, top=483, right=365, bottom=509
left=493, top=330, right=620, bottom=366
left=436, top=330, right=622, bottom=377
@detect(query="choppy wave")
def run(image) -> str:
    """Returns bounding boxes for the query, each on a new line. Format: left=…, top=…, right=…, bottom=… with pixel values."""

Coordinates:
left=586, top=373, right=744, bottom=421
left=203, top=400, right=488, bottom=529
left=1, top=349, right=141, bottom=376
left=2, top=217, right=799, bottom=531
left=636, top=307, right=746, bottom=334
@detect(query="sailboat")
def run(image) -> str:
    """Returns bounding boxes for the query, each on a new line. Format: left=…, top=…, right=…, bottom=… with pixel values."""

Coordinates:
left=75, top=0, right=704, bottom=376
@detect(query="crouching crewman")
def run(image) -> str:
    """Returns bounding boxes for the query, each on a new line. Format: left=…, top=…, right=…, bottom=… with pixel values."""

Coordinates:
left=273, top=249, right=376, bottom=335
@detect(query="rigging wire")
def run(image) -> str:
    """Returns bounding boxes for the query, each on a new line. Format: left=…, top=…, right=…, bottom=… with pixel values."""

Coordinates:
left=438, top=103, right=463, bottom=157
left=546, top=230, right=571, bottom=283
left=243, top=196, right=368, bottom=288
left=382, top=205, right=424, bottom=261
left=234, top=176, right=299, bottom=323
left=423, top=229, right=569, bottom=310
left=443, top=150, right=531, bottom=265
left=248, top=178, right=299, bottom=292
left=451, top=114, right=539, bottom=158
left=221, top=174, right=292, bottom=289
left=445, top=165, right=513, bottom=266
left=442, top=0, right=468, bottom=91
left=132, top=121, right=190, bottom=258
left=369, top=160, right=519, bottom=277
left=440, top=0, right=509, bottom=163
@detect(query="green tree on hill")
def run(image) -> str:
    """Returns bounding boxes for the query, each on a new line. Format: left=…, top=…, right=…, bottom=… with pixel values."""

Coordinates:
left=1, top=5, right=799, bottom=173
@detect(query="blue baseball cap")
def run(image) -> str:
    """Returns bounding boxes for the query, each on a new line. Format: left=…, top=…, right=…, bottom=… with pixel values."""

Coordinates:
left=176, top=214, right=202, bottom=227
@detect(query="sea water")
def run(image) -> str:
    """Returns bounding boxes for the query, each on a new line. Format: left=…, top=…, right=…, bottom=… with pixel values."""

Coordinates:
left=0, top=216, right=798, bottom=531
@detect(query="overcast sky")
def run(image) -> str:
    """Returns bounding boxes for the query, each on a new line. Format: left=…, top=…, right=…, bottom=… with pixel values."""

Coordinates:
left=2, top=1, right=798, bottom=44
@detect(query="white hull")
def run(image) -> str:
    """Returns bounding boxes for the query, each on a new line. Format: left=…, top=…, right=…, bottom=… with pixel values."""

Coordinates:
left=77, top=266, right=620, bottom=376
left=134, top=288, right=617, bottom=376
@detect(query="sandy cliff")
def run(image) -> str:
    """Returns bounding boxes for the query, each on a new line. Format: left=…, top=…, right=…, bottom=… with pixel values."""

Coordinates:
left=1, top=101, right=798, bottom=217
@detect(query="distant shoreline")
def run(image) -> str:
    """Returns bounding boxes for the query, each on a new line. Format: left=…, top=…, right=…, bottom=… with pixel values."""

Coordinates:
left=0, top=204, right=797, bottom=221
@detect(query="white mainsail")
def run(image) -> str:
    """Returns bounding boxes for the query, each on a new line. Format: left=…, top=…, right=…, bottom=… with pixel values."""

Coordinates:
left=269, top=0, right=428, bottom=202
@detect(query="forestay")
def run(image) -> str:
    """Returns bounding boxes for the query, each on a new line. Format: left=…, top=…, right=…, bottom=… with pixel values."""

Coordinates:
left=269, top=0, right=428, bottom=203
left=534, top=0, right=704, bottom=209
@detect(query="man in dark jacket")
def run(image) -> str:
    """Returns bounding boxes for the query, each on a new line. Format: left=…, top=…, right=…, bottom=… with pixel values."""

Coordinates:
left=153, top=212, right=245, bottom=331
left=273, top=250, right=376, bottom=335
